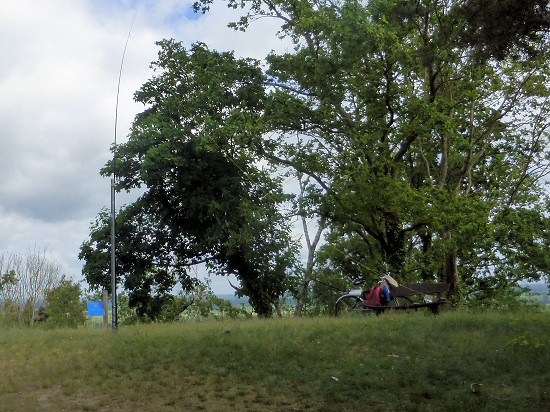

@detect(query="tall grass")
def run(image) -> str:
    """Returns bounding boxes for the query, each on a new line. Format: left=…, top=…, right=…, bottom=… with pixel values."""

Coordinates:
left=0, top=310, right=548, bottom=411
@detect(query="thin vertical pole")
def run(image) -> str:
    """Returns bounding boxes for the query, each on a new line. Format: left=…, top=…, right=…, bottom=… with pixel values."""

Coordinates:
left=110, top=11, right=136, bottom=331
left=111, top=178, right=117, bottom=330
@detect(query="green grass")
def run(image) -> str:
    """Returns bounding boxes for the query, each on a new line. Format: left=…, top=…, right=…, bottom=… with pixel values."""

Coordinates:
left=0, top=310, right=549, bottom=411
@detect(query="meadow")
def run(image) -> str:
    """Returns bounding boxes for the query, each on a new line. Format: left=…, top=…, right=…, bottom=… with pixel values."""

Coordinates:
left=0, top=309, right=548, bottom=411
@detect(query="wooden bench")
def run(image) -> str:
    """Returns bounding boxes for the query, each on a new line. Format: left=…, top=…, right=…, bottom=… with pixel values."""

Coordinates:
left=364, top=283, right=450, bottom=315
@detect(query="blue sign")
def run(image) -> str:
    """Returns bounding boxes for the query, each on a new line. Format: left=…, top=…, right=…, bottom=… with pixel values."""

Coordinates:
left=87, top=301, right=106, bottom=317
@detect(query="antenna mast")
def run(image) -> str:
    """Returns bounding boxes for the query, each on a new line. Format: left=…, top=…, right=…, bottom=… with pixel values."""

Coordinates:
left=111, top=11, right=136, bottom=330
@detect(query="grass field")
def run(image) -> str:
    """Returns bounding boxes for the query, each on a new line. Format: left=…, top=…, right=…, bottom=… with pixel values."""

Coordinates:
left=0, top=309, right=549, bottom=411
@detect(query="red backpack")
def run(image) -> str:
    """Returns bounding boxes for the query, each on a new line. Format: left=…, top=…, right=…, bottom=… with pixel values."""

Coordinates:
left=365, top=285, right=383, bottom=306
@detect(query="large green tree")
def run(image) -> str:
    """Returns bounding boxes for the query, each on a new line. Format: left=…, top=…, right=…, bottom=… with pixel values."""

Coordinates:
left=80, top=42, right=297, bottom=318
left=193, top=0, right=550, bottom=297
left=82, top=0, right=550, bottom=314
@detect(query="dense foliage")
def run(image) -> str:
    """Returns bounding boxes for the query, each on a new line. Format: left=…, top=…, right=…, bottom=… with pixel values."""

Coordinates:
left=43, top=280, right=88, bottom=328
left=81, top=0, right=550, bottom=318
left=80, top=43, right=297, bottom=318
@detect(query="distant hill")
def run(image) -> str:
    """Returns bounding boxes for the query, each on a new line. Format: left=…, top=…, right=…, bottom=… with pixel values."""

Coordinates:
left=522, top=282, right=549, bottom=295
left=216, top=294, right=297, bottom=307
left=217, top=294, right=250, bottom=306
left=521, top=282, right=549, bottom=305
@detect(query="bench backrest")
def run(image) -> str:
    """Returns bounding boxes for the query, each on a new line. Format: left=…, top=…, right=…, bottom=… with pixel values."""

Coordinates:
left=390, top=283, right=450, bottom=298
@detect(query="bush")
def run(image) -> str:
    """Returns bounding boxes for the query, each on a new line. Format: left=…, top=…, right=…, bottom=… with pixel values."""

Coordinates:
left=43, top=279, right=87, bottom=328
left=0, top=298, right=20, bottom=325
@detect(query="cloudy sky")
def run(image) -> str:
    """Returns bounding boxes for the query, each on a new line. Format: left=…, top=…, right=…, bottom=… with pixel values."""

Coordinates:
left=1, top=0, right=286, bottom=293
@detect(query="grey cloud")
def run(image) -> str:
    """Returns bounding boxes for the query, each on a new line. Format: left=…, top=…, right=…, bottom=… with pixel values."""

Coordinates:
left=0, top=0, right=289, bottom=292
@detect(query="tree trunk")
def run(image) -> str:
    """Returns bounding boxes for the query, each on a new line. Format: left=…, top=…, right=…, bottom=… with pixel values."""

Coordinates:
left=444, top=245, right=459, bottom=295
left=382, top=213, right=406, bottom=275
left=294, top=176, right=325, bottom=316
left=275, top=300, right=282, bottom=318
left=294, top=278, right=310, bottom=317
left=419, top=231, right=433, bottom=282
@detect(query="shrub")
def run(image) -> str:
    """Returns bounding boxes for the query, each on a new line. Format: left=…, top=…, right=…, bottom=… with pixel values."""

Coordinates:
left=43, top=279, right=87, bottom=328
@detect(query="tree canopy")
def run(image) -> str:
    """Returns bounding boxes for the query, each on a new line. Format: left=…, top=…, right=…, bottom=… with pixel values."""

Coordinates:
left=81, top=0, right=550, bottom=317
left=80, top=42, right=297, bottom=318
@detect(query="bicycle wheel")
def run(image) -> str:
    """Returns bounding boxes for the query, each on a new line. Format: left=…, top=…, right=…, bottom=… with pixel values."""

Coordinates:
left=334, top=295, right=364, bottom=316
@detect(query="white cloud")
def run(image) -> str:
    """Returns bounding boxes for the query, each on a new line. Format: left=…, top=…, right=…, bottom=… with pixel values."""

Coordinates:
left=0, top=0, right=289, bottom=294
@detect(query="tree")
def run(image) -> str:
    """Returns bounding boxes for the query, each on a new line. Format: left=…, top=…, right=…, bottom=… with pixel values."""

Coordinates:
left=44, top=279, right=87, bottom=328
left=0, top=248, right=63, bottom=324
left=192, top=0, right=550, bottom=298
left=292, top=172, right=326, bottom=316
left=0, top=270, right=17, bottom=293
left=81, top=0, right=550, bottom=312
left=80, top=41, right=298, bottom=318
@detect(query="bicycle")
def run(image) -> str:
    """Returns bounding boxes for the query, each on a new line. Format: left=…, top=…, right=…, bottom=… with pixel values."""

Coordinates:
left=334, top=276, right=413, bottom=316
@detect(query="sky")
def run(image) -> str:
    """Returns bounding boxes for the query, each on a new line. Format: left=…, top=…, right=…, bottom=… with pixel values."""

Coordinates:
left=0, top=0, right=287, bottom=294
